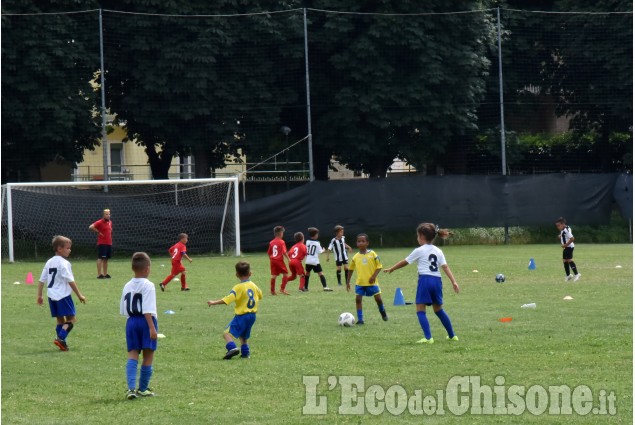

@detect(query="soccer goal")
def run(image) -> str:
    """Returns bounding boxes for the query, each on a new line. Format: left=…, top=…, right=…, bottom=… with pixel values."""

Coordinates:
left=1, top=177, right=240, bottom=262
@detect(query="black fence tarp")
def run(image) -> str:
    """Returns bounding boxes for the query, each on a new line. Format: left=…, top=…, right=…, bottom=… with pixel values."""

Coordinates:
left=240, top=173, right=625, bottom=250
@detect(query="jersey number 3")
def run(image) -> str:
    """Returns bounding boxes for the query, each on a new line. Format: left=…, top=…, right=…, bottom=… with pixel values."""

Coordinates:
left=428, top=254, right=438, bottom=272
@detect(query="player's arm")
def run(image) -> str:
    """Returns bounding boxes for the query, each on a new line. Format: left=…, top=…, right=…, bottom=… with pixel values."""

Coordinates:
left=345, top=269, right=353, bottom=292
left=384, top=259, right=408, bottom=274
left=37, top=281, right=45, bottom=305
left=183, top=253, right=193, bottom=263
left=207, top=299, right=227, bottom=307
left=69, top=281, right=86, bottom=303
left=89, top=222, right=101, bottom=236
left=345, top=243, right=352, bottom=252
left=144, top=313, right=157, bottom=340
left=368, top=268, right=381, bottom=284
left=441, top=264, right=459, bottom=294
left=563, top=235, right=575, bottom=248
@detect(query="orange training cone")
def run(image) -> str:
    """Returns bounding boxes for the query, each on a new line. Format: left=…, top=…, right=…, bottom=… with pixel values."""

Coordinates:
left=25, top=272, right=34, bottom=285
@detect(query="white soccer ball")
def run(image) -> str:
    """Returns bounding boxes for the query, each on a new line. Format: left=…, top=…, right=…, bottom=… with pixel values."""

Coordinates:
left=338, top=312, right=356, bottom=327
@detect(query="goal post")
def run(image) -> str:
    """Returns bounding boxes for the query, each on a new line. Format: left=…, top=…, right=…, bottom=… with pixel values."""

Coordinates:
left=2, top=177, right=241, bottom=262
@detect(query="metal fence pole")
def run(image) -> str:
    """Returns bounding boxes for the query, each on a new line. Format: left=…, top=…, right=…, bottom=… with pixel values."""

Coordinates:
left=99, top=9, right=109, bottom=189
left=303, top=8, right=314, bottom=182
left=497, top=8, right=510, bottom=244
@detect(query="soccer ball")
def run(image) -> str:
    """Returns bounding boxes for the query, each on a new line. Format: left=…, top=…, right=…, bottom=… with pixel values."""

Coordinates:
left=338, top=312, right=356, bottom=327
left=495, top=273, right=506, bottom=283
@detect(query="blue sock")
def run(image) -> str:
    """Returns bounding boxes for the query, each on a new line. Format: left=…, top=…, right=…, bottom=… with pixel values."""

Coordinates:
left=435, top=309, right=455, bottom=338
left=226, top=341, right=237, bottom=351
left=378, top=303, right=385, bottom=313
left=357, top=309, right=364, bottom=322
left=55, top=324, right=62, bottom=338
left=126, top=359, right=138, bottom=390
left=241, top=344, right=250, bottom=357
left=58, top=328, right=68, bottom=340
left=138, top=365, right=153, bottom=392
left=417, top=311, right=432, bottom=339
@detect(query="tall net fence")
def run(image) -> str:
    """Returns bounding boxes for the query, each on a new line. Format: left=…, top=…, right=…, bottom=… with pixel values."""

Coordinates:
left=1, top=6, right=632, bottom=182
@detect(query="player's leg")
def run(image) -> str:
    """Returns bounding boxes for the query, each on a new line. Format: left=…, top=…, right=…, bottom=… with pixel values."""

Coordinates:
left=562, top=248, right=572, bottom=280
left=180, top=268, right=190, bottom=291
left=223, top=320, right=241, bottom=359
left=270, top=274, right=278, bottom=295
left=281, top=269, right=296, bottom=294
left=239, top=337, right=250, bottom=358
left=355, top=292, right=364, bottom=324
left=126, top=349, right=141, bottom=399
left=568, top=248, right=580, bottom=280
left=336, top=264, right=343, bottom=285
left=137, top=349, right=155, bottom=395
left=431, top=277, right=457, bottom=341
left=304, top=269, right=311, bottom=291
left=318, top=271, right=331, bottom=291
left=298, top=273, right=306, bottom=291
left=415, top=276, right=434, bottom=343
left=373, top=292, right=388, bottom=321
left=103, top=259, right=109, bottom=278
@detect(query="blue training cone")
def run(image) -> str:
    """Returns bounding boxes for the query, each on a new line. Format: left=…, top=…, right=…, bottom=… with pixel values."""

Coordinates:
left=528, top=258, right=536, bottom=270
left=393, top=287, right=406, bottom=306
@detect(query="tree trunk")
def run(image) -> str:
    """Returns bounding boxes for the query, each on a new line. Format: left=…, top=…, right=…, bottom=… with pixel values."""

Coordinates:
left=312, top=145, right=332, bottom=181
left=145, top=145, right=173, bottom=180
left=193, top=147, right=211, bottom=178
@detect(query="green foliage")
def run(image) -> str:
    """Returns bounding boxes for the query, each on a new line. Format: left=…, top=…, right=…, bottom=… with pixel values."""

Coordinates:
left=2, top=245, right=632, bottom=423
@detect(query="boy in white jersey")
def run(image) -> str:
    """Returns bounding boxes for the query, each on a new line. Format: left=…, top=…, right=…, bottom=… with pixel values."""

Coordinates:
left=37, top=236, right=87, bottom=352
left=304, top=227, right=332, bottom=292
left=384, top=223, right=459, bottom=344
left=121, top=252, right=158, bottom=399
left=326, top=224, right=352, bottom=286
left=555, top=217, right=581, bottom=282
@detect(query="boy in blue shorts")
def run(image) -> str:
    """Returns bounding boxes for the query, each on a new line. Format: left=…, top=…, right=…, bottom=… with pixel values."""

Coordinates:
left=120, top=252, right=158, bottom=400
left=384, top=223, right=460, bottom=344
left=208, top=261, right=263, bottom=359
left=346, top=233, right=387, bottom=325
left=37, top=235, right=87, bottom=351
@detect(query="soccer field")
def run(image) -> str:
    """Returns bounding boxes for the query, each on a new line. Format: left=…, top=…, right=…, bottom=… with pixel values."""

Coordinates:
left=2, top=244, right=632, bottom=424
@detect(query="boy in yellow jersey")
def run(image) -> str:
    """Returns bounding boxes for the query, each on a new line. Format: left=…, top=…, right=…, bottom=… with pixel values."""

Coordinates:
left=346, top=233, right=387, bottom=325
left=208, top=261, right=263, bottom=359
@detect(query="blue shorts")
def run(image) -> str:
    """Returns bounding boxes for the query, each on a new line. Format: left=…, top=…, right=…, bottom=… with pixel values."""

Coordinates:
left=97, top=244, right=112, bottom=259
left=355, top=285, right=381, bottom=297
left=416, top=275, right=444, bottom=306
left=126, top=315, right=158, bottom=352
left=225, top=313, right=257, bottom=339
left=48, top=295, right=76, bottom=318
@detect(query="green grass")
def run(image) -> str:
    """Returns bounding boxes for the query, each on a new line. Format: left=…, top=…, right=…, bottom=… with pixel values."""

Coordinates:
left=2, top=244, right=632, bottom=424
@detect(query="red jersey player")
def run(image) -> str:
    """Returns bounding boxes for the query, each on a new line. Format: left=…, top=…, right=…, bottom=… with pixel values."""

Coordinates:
left=160, top=233, right=193, bottom=292
left=282, top=232, right=308, bottom=292
left=268, top=226, right=289, bottom=295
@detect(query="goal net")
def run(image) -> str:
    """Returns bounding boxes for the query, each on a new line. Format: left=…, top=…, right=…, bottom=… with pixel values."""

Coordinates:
left=1, top=178, right=240, bottom=262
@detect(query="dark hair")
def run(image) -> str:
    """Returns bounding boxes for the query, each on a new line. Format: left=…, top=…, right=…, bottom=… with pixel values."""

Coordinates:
left=356, top=233, right=369, bottom=243
left=416, top=223, right=452, bottom=243
left=236, top=261, right=251, bottom=277
left=334, top=225, right=344, bottom=234
left=294, top=232, right=304, bottom=242
left=273, top=225, right=285, bottom=235
left=308, top=227, right=319, bottom=237
left=51, top=235, right=71, bottom=251
left=555, top=217, right=566, bottom=225
left=132, top=252, right=151, bottom=271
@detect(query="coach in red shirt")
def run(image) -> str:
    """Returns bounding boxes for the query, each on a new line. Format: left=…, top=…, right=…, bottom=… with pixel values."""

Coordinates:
left=89, top=208, right=113, bottom=279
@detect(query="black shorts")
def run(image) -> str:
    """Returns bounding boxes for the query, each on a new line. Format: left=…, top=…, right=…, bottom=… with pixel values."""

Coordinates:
left=98, top=244, right=112, bottom=259
left=335, top=259, right=348, bottom=267
left=306, top=264, right=323, bottom=274
left=562, top=247, right=574, bottom=260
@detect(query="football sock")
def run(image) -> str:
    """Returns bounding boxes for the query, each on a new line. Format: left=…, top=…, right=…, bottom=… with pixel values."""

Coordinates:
left=58, top=322, right=74, bottom=340
left=55, top=324, right=62, bottom=338
left=270, top=278, right=276, bottom=293
left=241, top=344, right=250, bottom=357
left=180, top=274, right=186, bottom=289
left=564, top=263, right=570, bottom=275
left=320, top=275, right=327, bottom=288
left=357, top=309, right=364, bottom=322
left=299, top=275, right=305, bottom=290
left=304, top=274, right=310, bottom=290
left=139, top=365, right=153, bottom=392
left=281, top=275, right=288, bottom=291
left=336, top=270, right=342, bottom=284
left=570, top=262, right=579, bottom=274
left=226, top=341, right=237, bottom=352
left=126, top=359, right=138, bottom=390
left=162, top=275, right=173, bottom=286
left=378, top=303, right=386, bottom=314
left=435, top=309, right=455, bottom=339
left=417, top=311, right=432, bottom=339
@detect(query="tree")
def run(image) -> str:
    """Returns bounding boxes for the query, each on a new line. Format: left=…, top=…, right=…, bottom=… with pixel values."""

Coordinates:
left=1, top=2, right=101, bottom=183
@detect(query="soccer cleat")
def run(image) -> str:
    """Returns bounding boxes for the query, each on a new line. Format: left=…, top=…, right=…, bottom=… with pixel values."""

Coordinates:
left=565, top=275, right=573, bottom=282
left=381, top=313, right=388, bottom=322
left=323, top=287, right=333, bottom=292
left=223, top=347, right=240, bottom=360
left=356, top=320, right=364, bottom=325
left=280, top=290, right=290, bottom=295
left=97, top=275, right=105, bottom=279
left=181, top=287, right=191, bottom=291
left=241, top=354, right=250, bottom=359
left=447, top=335, right=459, bottom=341
left=126, top=389, right=138, bottom=400
left=105, top=274, right=111, bottom=279
left=573, top=274, right=581, bottom=282
left=54, top=338, right=68, bottom=351
left=159, top=283, right=165, bottom=292
left=416, top=337, right=434, bottom=344
left=136, top=388, right=155, bottom=397
left=270, top=291, right=277, bottom=296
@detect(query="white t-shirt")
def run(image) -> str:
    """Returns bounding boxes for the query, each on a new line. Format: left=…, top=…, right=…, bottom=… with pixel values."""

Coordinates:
left=405, top=244, right=447, bottom=277
left=305, top=239, right=323, bottom=265
left=39, top=255, right=75, bottom=301
left=560, top=226, right=575, bottom=248
left=328, top=236, right=349, bottom=262
left=120, top=278, right=157, bottom=317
